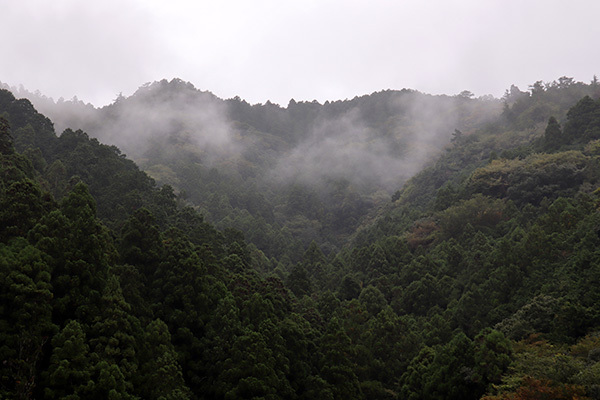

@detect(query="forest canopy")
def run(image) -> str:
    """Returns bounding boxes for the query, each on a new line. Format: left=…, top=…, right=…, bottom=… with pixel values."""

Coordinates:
left=1, top=76, right=600, bottom=399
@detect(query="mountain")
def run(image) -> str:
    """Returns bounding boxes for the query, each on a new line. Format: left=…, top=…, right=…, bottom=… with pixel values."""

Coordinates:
left=1, top=77, right=600, bottom=399
left=4, top=79, right=502, bottom=263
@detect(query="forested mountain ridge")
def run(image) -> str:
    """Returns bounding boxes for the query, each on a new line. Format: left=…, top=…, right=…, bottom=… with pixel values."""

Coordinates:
left=1, top=77, right=600, bottom=399
left=354, top=77, right=600, bottom=245
left=339, top=79, right=600, bottom=398
left=3, top=79, right=502, bottom=263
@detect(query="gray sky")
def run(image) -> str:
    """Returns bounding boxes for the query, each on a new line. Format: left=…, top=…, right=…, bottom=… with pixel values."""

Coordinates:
left=2, top=0, right=599, bottom=106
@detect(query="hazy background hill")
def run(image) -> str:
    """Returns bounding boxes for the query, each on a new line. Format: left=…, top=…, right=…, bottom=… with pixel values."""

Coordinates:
left=5, top=77, right=599, bottom=266
left=2, top=79, right=501, bottom=262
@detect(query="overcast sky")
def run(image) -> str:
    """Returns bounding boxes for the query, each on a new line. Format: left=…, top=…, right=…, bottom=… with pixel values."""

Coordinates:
left=2, top=0, right=599, bottom=107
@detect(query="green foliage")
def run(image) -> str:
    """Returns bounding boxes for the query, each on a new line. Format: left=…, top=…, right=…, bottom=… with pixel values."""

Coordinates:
left=438, top=195, right=507, bottom=238
left=483, top=334, right=600, bottom=399
left=338, top=275, right=362, bottom=301
left=286, top=264, right=312, bottom=298
left=467, top=151, right=591, bottom=206
left=0, top=117, right=14, bottom=155
left=118, top=208, right=163, bottom=275
left=318, top=319, right=362, bottom=400
left=495, top=295, right=560, bottom=340
left=138, top=319, right=191, bottom=399
left=0, top=239, right=56, bottom=398
left=358, top=285, right=387, bottom=316
left=2, top=81, right=600, bottom=399
left=401, top=332, right=488, bottom=400
left=44, top=320, right=95, bottom=399
left=542, top=116, right=565, bottom=151
left=564, top=95, right=600, bottom=142
left=472, top=329, right=513, bottom=386
left=0, top=178, right=52, bottom=240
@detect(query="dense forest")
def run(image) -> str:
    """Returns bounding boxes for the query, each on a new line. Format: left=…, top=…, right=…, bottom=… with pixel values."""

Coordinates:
left=1, top=76, right=600, bottom=399
left=3, top=79, right=502, bottom=263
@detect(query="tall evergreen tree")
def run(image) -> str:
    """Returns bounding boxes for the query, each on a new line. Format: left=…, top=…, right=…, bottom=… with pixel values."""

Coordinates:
left=44, top=320, right=95, bottom=399
left=137, top=319, right=191, bottom=400
left=543, top=116, right=564, bottom=150
left=0, top=240, right=56, bottom=398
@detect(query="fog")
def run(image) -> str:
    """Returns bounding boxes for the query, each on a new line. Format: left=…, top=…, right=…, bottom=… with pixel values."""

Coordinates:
left=272, top=102, right=451, bottom=191
left=4, top=79, right=502, bottom=199
left=274, top=109, right=402, bottom=189
left=93, top=80, right=239, bottom=163
left=269, top=90, right=500, bottom=194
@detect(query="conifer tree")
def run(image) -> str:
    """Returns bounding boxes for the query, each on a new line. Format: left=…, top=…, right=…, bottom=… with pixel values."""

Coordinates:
left=28, top=183, right=112, bottom=325
left=318, top=318, right=362, bottom=400
left=543, top=116, right=564, bottom=150
left=138, top=319, right=191, bottom=400
left=0, top=117, right=13, bottom=155
left=44, top=320, right=95, bottom=399
left=0, top=240, right=56, bottom=398
left=89, top=276, right=140, bottom=396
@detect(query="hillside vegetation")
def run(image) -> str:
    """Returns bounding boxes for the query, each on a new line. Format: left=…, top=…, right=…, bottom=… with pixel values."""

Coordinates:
left=1, top=77, right=600, bottom=399
left=5, top=79, right=502, bottom=262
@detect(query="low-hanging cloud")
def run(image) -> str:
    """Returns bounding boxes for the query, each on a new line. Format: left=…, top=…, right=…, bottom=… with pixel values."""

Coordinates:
left=269, top=91, right=496, bottom=192
left=271, top=108, right=411, bottom=191
left=11, top=80, right=501, bottom=198
left=87, top=80, right=240, bottom=163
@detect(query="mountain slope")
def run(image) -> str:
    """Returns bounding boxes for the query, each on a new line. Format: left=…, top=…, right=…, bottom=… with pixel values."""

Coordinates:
left=1, top=79, right=600, bottom=399
left=7, top=79, right=503, bottom=262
